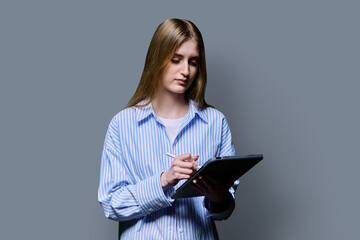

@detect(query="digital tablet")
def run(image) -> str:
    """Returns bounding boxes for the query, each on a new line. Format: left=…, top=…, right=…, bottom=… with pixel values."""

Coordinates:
left=170, top=154, right=263, bottom=199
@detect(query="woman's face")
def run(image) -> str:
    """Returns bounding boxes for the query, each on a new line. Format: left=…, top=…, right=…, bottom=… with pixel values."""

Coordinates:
left=160, top=39, right=200, bottom=95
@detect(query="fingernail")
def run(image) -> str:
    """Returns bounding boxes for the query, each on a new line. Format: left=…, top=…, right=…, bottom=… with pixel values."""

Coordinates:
left=193, top=179, right=197, bottom=184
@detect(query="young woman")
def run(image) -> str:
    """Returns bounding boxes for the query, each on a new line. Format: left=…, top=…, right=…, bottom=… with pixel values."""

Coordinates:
left=98, top=18, right=238, bottom=239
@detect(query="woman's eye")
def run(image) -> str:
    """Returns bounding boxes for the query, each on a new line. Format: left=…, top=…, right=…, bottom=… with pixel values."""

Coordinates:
left=190, top=61, right=199, bottom=67
left=171, top=59, right=180, bottom=64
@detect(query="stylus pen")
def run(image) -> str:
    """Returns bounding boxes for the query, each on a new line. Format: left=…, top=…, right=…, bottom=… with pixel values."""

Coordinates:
left=166, top=152, right=202, bottom=170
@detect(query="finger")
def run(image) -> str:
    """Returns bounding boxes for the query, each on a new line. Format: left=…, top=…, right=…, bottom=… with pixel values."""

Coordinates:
left=174, top=173, right=192, bottom=180
left=199, top=176, right=215, bottom=190
left=191, top=155, right=199, bottom=162
left=176, top=153, right=192, bottom=161
left=194, top=176, right=208, bottom=192
left=173, top=167, right=193, bottom=176
left=173, top=162, right=192, bottom=171
left=205, top=175, right=218, bottom=185
left=192, top=179, right=206, bottom=194
left=174, top=159, right=195, bottom=169
left=191, top=155, right=199, bottom=169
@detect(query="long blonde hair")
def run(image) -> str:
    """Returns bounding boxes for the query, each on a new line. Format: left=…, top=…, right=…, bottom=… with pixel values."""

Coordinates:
left=125, top=18, right=211, bottom=110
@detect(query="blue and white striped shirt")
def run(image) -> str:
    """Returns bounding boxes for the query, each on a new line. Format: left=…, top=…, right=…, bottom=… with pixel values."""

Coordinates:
left=98, top=100, right=238, bottom=239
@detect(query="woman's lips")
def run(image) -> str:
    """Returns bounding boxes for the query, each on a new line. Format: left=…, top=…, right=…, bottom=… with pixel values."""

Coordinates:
left=175, top=79, right=188, bottom=85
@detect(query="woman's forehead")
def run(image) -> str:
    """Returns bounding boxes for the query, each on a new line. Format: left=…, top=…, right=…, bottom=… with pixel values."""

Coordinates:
left=174, top=39, right=199, bottom=57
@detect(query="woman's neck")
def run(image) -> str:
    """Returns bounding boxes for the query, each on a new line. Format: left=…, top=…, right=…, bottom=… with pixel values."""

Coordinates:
left=152, top=92, right=189, bottom=119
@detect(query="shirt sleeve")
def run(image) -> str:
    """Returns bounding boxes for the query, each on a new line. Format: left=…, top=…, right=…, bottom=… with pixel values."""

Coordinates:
left=205, top=115, right=239, bottom=220
left=97, top=115, right=174, bottom=221
left=204, top=195, right=235, bottom=220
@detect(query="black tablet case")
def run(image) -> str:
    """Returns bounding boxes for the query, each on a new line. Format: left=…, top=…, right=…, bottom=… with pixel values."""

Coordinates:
left=170, top=154, right=263, bottom=199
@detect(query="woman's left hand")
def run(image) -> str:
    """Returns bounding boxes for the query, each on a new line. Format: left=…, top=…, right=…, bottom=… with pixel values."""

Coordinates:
left=192, top=174, right=237, bottom=204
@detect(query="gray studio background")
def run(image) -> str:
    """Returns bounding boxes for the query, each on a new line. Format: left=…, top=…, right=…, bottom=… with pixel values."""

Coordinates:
left=1, top=1, right=359, bottom=239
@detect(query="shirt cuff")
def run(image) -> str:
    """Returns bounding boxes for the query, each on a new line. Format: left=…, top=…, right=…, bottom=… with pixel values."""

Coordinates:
left=204, top=195, right=235, bottom=220
left=136, top=173, right=174, bottom=214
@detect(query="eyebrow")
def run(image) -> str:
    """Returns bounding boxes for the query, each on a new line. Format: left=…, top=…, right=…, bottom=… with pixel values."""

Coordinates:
left=173, top=53, right=200, bottom=60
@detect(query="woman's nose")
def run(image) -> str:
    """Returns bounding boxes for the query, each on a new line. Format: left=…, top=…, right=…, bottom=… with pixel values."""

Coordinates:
left=180, top=62, right=189, bottom=77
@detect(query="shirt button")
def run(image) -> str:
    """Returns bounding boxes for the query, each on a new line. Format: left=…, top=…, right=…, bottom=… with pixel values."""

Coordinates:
left=148, top=208, right=153, bottom=212
left=179, top=228, right=183, bottom=233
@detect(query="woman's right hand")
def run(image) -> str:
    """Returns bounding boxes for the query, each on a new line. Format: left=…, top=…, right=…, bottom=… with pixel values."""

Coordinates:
left=160, top=153, right=199, bottom=190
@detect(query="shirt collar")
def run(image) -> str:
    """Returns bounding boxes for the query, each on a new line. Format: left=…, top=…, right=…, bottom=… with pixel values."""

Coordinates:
left=135, top=100, right=154, bottom=123
left=187, top=100, right=208, bottom=124
left=135, top=99, right=208, bottom=124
